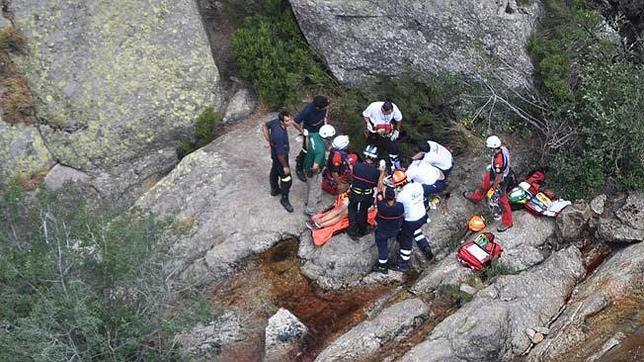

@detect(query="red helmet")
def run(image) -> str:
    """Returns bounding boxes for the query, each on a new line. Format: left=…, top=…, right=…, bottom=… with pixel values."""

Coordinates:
left=392, top=169, right=407, bottom=187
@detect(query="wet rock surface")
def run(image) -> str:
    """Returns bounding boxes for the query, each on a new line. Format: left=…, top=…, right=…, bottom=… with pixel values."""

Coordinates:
left=528, top=241, right=644, bottom=361
left=400, top=246, right=585, bottom=361
left=314, top=298, right=430, bottom=362
left=6, top=0, right=222, bottom=202
left=289, top=0, right=542, bottom=89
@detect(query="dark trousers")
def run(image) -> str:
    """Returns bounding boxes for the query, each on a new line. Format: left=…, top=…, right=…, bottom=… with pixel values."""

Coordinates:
left=375, top=228, right=399, bottom=265
left=401, top=215, right=430, bottom=253
left=366, top=132, right=400, bottom=168
left=422, top=181, right=447, bottom=207
left=270, top=156, right=292, bottom=199
left=348, top=191, right=373, bottom=235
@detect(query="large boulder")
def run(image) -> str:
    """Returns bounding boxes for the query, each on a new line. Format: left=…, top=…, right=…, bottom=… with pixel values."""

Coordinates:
left=5, top=0, right=222, bottom=201
left=315, top=298, right=430, bottom=362
left=495, top=210, right=556, bottom=271
left=136, top=114, right=309, bottom=286
left=596, top=192, right=644, bottom=243
left=555, top=200, right=592, bottom=242
left=289, top=0, right=542, bottom=90
left=265, top=308, right=308, bottom=362
left=528, top=242, right=644, bottom=361
left=400, top=246, right=585, bottom=361
left=0, top=121, right=52, bottom=178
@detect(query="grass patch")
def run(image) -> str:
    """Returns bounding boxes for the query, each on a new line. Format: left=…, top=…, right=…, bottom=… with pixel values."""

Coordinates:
left=1, top=74, right=34, bottom=124
left=0, top=27, right=26, bottom=53
left=481, top=260, right=516, bottom=282
left=178, top=107, right=223, bottom=158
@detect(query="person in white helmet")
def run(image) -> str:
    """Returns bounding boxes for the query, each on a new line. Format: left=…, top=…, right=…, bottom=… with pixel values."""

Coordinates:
left=304, top=124, right=336, bottom=215
left=463, top=135, right=514, bottom=232
left=324, top=135, right=352, bottom=194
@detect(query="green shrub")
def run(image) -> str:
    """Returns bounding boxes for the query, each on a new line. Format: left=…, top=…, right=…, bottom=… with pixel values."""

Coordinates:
left=231, top=0, right=327, bottom=109
left=481, top=260, right=516, bottom=282
left=178, top=107, right=222, bottom=158
left=0, top=183, right=218, bottom=360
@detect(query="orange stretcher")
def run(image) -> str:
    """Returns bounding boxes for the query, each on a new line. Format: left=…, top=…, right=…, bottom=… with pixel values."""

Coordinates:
left=311, top=194, right=377, bottom=247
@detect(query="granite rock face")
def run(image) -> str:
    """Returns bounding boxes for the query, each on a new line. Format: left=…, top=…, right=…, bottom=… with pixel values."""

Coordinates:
left=289, top=0, right=543, bottom=89
left=265, top=308, right=308, bottom=362
left=5, top=0, right=222, bottom=201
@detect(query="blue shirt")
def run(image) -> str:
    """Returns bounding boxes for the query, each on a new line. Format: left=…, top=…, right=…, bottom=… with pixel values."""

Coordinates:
left=266, top=119, right=289, bottom=158
left=376, top=200, right=404, bottom=233
left=351, top=162, right=380, bottom=191
left=295, top=103, right=326, bottom=132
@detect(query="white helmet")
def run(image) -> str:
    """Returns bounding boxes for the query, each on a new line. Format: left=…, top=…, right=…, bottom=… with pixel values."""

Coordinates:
left=319, top=124, right=336, bottom=139
left=485, top=135, right=502, bottom=149
left=332, top=135, right=350, bottom=150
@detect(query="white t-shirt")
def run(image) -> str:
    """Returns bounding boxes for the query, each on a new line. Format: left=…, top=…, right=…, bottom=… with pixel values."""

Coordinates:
left=396, top=182, right=426, bottom=221
left=362, top=101, right=403, bottom=127
left=406, top=160, right=442, bottom=186
left=422, top=140, right=453, bottom=171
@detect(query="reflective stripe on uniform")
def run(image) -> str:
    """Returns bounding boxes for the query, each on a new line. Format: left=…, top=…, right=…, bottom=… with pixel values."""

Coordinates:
left=400, top=249, right=412, bottom=256
left=281, top=175, right=292, bottom=182
left=379, top=259, right=388, bottom=264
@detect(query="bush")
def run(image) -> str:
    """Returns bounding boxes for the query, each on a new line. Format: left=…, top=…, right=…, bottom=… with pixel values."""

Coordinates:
left=481, top=260, right=516, bottom=282
left=1, top=74, right=34, bottom=124
left=0, top=183, right=217, bottom=360
left=0, top=27, right=26, bottom=53
left=178, top=107, right=222, bottom=158
left=231, top=0, right=327, bottom=109
left=527, top=0, right=644, bottom=197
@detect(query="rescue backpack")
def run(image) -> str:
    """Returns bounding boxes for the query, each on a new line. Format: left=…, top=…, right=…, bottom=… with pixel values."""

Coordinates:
left=456, top=232, right=503, bottom=272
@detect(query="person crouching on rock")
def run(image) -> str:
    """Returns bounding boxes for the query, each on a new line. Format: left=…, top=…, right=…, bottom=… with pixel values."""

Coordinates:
left=405, top=159, right=446, bottom=209
left=293, top=95, right=331, bottom=182
left=362, top=100, right=403, bottom=170
left=347, top=145, right=385, bottom=240
left=463, top=135, right=514, bottom=232
left=412, top=139, right=454, bottom=179
left=262, top=110, right=295, bottom=213
left=372, top=187, right=404, bottom=274
left=393, top=169, right=434, bottom=271
left=304, top=124, right=336, bottom=215
left=325, top=135, right=352, bottom=194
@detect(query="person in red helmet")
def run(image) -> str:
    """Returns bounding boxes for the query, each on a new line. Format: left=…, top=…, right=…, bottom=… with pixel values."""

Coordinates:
left=463, top=135, right=514, bottom=232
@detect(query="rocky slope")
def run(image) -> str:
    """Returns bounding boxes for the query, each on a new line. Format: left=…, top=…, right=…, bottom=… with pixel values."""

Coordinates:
left=2, top=0, right=222, bottom=201
left=289, top=0, right=542, bottom=89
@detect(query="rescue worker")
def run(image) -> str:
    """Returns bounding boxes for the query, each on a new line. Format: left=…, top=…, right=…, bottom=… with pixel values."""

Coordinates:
left=393, top=169, right=434, bottom=271
left=261, top=110, right=294, bottom=212
left=347, top=145, right=385, bottom=239
left=293, top=96, right=331, bottom=182
left=463, top=135, right=514, bottom=232
left=405, top=160, right=446, bottom=208
left=304, top=124, right=336, bottom=215
left=362, top=100, right=403, bottom=169
left=325, top=135, right=351, bottom=194
left=413, top=139, right=454, bottom=178
left=372, top=187, right=404, bottom=274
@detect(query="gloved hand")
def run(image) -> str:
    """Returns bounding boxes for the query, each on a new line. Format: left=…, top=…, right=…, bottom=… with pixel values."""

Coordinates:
left=302, top=129, right=309, bottom=137
left=390, top=129, right=399, bottom=141
left=378, top=159, right=386, bottom=171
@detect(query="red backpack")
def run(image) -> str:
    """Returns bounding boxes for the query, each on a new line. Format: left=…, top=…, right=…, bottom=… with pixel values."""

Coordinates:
left=456, top=232, right=503, bottom=271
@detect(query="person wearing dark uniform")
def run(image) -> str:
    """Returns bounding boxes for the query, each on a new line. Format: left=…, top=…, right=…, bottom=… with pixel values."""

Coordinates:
left=324, top=135, right=352, bottom=195
left=293, top=96, right=331, bottom=182
left=261, top=110, right=295, bottom=212
left=347, top=145, right=384, bottom=239
left=372, top=187, right=404, bottom=274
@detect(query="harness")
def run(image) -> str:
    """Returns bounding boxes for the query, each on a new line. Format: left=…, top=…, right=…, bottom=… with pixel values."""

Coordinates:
left=491, top=146, right=511, bottom=177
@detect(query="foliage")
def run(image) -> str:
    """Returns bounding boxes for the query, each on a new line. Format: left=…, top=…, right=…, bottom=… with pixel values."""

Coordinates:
left=481, top=260, right=516, bottom=282
left=231, top=0, right=328, bottom=109
left=1, top=74, right=34, bottom=124
left=0, top=183, right=218, bottom=360
left=527, top=0, right=644, bottom=197
left=178, top=107, right=222, bottom=158
left=0, top=27, right=26, bottom=53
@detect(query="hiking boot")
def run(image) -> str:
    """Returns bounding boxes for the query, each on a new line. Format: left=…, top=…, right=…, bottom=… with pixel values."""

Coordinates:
left=497, top=223, right=513, bottom=232
left=372, top=264, right=389, bottom=274
left=296, top=168, right=307, bottom=182
left=347, top=230, right=361, bottom=241
left=280, top=198, right=294, bottom=213
left=420, top=247, right=434, bottom=261
left=390, top=263, right=409, bottom=273
left=270, top=188, right=281, bottom=196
